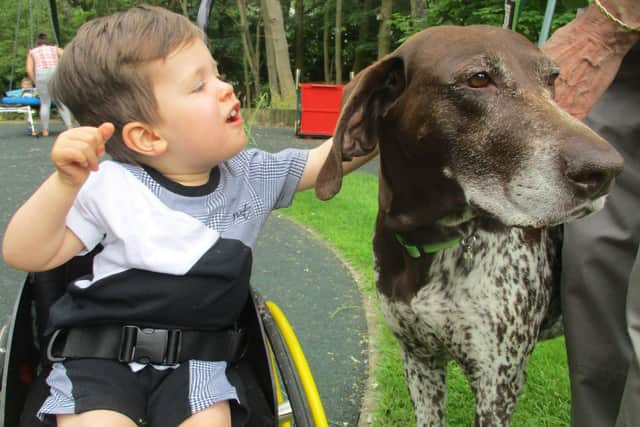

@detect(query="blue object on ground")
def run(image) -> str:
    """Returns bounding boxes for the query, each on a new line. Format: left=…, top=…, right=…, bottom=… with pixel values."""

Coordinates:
left=1, top=96, right=40, bottom=107
left=3, top=89, right=41, bottom=107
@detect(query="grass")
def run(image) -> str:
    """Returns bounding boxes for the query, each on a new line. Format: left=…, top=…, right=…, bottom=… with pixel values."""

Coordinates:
left=281, top=172, right=571, bottom=426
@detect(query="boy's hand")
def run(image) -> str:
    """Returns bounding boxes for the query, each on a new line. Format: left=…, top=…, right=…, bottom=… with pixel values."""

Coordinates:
left=51, top=123, right=115, bottom=187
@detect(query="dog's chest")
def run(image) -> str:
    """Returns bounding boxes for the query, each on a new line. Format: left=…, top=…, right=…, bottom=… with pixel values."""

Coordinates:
left=378, top=228, right=555, bottom=361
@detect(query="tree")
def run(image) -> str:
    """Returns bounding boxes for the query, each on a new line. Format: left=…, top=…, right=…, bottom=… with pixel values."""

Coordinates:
left=335, top=0, right=343, bottom=84
left=172, top=0, right=189, bottom=16
left=352, top=2, right=374, bottom=73
left=0, top=0, right=589, bottom=108
left=261, top=0, right=296, bottom=108
left=410, top=0, right=427, bottom=29
left=377, top=0, right=392, bottom=58
left=237, top=0, right=261, bottom=105
left=323, top=1, right=332, bottom=82
left=294, top=0, right=304, bottom=75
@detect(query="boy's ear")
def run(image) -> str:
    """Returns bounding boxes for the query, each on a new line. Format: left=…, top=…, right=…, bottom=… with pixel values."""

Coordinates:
left=122, top=121, right=167, bottom=156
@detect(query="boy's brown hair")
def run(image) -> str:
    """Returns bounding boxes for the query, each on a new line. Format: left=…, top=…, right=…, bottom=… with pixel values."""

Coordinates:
left=50, top=5, right=205, bottom=163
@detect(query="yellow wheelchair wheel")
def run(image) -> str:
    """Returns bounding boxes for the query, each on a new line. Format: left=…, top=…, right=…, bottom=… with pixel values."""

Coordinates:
left=255, top=292, right=328, bottom=427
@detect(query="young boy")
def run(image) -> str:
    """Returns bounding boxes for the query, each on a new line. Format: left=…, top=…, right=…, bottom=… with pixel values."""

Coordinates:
left=2, top=5, right=373, bottom=427
left=20, top=77, right=34, bottom=91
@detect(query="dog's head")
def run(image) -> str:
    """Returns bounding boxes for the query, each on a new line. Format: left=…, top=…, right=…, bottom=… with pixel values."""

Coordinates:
left=316, top=25, right=623, bottom=229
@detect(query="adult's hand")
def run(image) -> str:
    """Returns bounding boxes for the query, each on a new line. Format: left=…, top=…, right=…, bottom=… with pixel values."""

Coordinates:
left=541, top=2, right=639, bottom=120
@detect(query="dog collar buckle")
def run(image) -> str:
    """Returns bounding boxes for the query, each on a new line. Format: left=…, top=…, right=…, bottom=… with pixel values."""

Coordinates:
left=461, top=233, right=478, bottom=265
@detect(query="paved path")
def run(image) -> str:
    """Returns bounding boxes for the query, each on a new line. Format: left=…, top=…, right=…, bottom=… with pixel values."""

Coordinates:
left=0, top=123, right=375, bottom=426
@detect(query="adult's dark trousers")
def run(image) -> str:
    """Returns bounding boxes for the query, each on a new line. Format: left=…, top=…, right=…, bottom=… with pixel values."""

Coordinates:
left=561, top=43, right=640, bottom=427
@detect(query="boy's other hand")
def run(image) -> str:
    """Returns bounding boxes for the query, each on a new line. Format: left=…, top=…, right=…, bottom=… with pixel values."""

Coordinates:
left=51, top=123, right=115, bottom=187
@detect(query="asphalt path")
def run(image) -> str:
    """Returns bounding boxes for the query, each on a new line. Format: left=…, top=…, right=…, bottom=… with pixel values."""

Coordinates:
left=0, top=122, right=377, bottom=426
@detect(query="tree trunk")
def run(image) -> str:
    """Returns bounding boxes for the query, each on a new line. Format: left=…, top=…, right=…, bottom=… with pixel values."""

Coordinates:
left=281, top=0, right=292, bottom=21
left=377, top=0, right=392, bottom=59
left=262, top=1, right=281, bottom=104
left=178, top=0, right=189, bottom=16
left=255, top=15, right=262, bottom=98
left=295, top=0, right=304, bottom=75
left=335, top=0, right=343, bottom=84
left=237, top=0, right=261, bottom=104
left=243, top=54, right=252, bottom=107
left=410, top=0, right=427, bottom=30
left=323, top=2, right=331, bottom=82
left=168, top=0, right=189, bottom=16
left=261, top=0, right=297, bottom=108
left=353, top=1, right=372, bottom=73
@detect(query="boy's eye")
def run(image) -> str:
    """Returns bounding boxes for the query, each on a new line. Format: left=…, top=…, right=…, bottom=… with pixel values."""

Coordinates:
left=192, top=82, right=206, bottom=92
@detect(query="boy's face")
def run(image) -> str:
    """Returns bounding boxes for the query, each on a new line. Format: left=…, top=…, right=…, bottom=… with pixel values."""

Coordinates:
left=149, top=38, right=246, bottom=171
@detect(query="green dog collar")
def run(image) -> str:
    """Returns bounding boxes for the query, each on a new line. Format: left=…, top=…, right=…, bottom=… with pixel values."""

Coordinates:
left=395, top=233, right=463, bottom=258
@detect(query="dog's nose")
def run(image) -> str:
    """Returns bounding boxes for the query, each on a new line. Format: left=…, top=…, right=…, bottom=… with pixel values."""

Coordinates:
left=561, top=136, right=624, bottom=199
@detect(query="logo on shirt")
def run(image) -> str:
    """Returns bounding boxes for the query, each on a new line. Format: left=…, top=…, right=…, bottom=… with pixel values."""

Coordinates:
left=232, top=203, right=251, bottom=222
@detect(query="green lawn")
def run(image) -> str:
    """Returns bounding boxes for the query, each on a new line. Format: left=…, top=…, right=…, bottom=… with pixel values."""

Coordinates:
left=281, top=171, right=571, bottom=426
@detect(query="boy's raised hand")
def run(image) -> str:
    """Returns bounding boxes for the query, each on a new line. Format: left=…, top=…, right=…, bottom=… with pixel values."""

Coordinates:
left=51, top=123, right=115, bottom=187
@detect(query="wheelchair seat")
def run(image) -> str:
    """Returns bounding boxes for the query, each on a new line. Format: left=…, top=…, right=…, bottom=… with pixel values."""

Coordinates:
left=0, top=248, right=279, bottom=426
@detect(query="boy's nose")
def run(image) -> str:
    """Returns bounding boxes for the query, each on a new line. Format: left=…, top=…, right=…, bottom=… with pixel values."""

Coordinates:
left=217, top=80, right=234, bottom=101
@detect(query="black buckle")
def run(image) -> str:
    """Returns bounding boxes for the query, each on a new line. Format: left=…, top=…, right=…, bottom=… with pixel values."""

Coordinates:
left=118, top=326, right=182, bottom=365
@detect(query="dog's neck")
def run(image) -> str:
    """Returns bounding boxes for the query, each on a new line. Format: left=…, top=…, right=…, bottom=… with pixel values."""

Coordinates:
left=377, top=136, right=474, bottom=245
left=374, top=204, right=544, bottom=302
left=390, top=207, right=477, bottom=257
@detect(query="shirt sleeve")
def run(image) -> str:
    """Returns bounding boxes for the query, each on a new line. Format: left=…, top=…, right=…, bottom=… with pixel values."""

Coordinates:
left=239, top=148, right=309, bottom=210
left=66, top=173, right=106, bottom=254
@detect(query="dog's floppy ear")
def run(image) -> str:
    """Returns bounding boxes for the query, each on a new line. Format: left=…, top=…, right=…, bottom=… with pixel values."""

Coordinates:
left=315, top=56, right=406, bottom=200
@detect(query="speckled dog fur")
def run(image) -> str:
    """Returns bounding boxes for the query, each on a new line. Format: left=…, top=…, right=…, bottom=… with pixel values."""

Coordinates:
left=316, top=26, right=623, bottom=426
left=378, top=226, right=558, bottom=425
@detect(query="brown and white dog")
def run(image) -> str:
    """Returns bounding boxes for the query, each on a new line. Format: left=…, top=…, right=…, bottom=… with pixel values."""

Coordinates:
left=316, top=25, right=624, bottom=426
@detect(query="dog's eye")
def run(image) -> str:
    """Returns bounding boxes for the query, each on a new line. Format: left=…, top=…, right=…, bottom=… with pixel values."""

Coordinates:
left=547, top=71, right=560, bottom=87
left=467, top=72, right=492, bottom=88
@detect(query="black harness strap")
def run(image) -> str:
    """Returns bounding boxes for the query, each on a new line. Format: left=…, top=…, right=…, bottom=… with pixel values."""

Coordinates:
left=46, top=325, right=246, bottom=365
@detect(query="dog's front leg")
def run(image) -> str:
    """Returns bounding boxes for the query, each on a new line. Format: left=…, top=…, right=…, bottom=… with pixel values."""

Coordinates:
left=400, top=346, right=448, bottom=427
left=467, top=365, right=526, bottom=427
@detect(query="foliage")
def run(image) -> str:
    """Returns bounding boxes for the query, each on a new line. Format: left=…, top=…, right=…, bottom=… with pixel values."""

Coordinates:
left=390, top=12, right=428, bottom=44
left=244, top=91, right=271, bottom=145
left=1, top=0, right=591, bottom=105
left=389, top=0, right=589, bottom=45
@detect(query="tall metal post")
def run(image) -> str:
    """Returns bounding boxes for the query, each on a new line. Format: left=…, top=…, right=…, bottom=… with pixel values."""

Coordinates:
left=538, top=0, right=557, bottom=46
left=48, top=0, right=61, bottom=45
left=197, top=0, right=213, bottom=33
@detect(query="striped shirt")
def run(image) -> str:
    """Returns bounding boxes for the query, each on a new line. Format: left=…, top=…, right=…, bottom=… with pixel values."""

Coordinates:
left=30, top=45, right=59, bottom=69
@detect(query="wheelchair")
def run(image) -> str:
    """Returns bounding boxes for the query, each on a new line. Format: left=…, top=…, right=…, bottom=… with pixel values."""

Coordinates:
left=0, top=248, right=328, bottom=426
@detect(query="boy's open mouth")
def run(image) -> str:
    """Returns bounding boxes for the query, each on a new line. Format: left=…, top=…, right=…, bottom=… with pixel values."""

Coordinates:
left=226, top=103, right=241, bottom=123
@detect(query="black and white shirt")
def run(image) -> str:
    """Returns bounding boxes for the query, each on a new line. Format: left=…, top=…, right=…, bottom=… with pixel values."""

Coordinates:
left=47, top=148, right=308, bottom=335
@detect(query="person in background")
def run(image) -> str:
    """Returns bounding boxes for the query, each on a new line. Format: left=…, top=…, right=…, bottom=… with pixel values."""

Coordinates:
left=25, top=32, right=73, bottom=137
left=19, top=77, right=36, bottom=98
left=20, top=77, right=33, bottom=90
left=542, top=1, right=639, bottom=426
